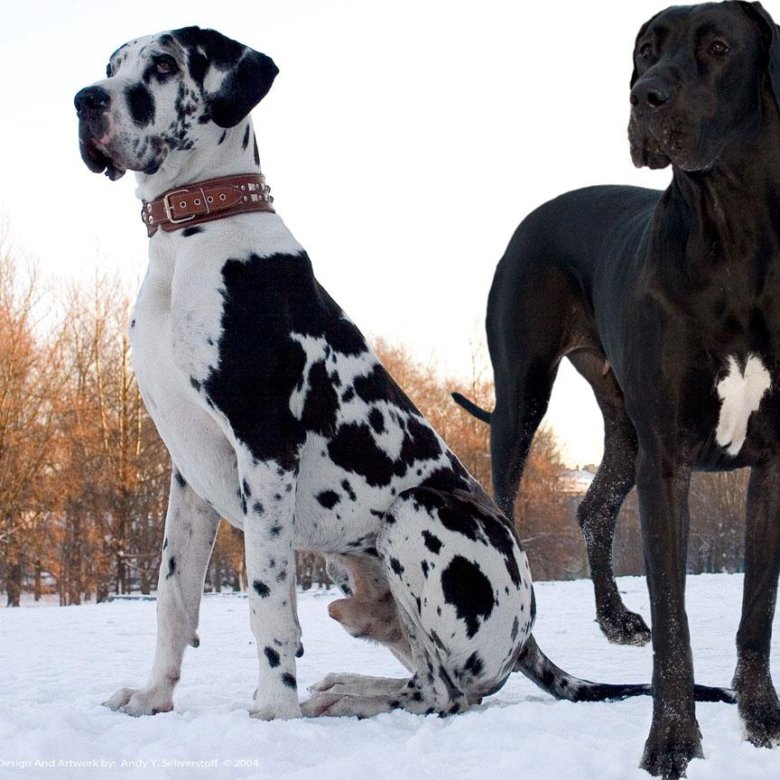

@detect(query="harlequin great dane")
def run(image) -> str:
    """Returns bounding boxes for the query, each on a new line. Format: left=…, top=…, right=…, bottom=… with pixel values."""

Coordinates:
left=74, top=26, right=731, bottom=730
left=455, top=1, right=780, bottom=776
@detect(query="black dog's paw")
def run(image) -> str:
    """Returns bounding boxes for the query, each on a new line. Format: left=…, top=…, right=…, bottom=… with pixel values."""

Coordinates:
left=598, top=607, right=651, bottom=646
left=734, top=660, right=780, bottom=747
left=740, top=690, right=780, bottom=748
left=640, top=719, right=703, bottom=779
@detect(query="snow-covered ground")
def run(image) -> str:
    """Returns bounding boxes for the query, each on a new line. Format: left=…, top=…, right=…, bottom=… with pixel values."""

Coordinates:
left=1, top=574, right=779, bottom=780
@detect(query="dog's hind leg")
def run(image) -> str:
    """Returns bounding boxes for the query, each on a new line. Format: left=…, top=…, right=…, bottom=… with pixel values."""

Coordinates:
left=485, top=252, right=589, bottom=520
left=732, top=458, right=780, bottom=746
left=568, top=349, right=650, bottom=646
left=103, top=469, right=220, bottom=715
left=487, top=323, right=561, bottom=521
left=304, top=487, right=534, bottom=718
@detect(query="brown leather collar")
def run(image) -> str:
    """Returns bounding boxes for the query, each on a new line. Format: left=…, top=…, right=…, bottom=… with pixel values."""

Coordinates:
left=140, top=173, right=275, bottom=237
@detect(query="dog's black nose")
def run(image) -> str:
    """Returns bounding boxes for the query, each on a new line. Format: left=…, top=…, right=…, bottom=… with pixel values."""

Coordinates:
left=630, top=78, right=672, bottom=110
left=74, top=86, right=111, bottom=114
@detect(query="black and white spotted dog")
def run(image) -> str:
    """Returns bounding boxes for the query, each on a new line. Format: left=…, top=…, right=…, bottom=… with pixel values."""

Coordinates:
left=73, top=27, right=728, bottom=721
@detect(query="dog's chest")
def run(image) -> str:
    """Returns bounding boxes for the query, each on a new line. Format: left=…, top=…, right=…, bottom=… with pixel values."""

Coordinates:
left=130, top=244, right=240, bottom=514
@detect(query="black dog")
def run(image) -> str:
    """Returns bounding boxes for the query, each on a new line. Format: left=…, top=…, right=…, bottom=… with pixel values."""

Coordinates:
left=455, top=2, right=780, bottom=777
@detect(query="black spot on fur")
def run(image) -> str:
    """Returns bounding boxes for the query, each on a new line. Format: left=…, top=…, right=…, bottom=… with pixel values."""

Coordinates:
left=181, top=225, right=205, bottom=237
left=125, top=82, right=155, bottom=126
left=190, top=377, right=202, bottom=392
left=368, top=407, right=385, bottom=434
left=316, top=490, right=340, bottom=509
left=399, top=416, right=442, bottom=464
left=242, top=124, right=251, bottom=150
left=281, top=673, right=297, bottom=689
left=464, top=651, right=484, bottom=677
left=342, top=480, right=356, bottom=502
left=204, top=255, right=313, bottom=469
left=253, top=579, right=271, bottom=598
left=353, top=364, right=412, bottom=408
left=328, top=422, right=404, bottom=487
left=252, top=501, right=265, bottom=515
left=301, top=360, right=339, bottom=436
left=389, top=557, right=405, bottom=576
left=441, top=556, right=494, bottom=638
left=253, top=135, right=260, bottom=166
left=166, top=556, right=176, bottom=579
left=242, top=479, right=252, bottom=498
left=264, top=646, right=280, bottom=668
left=174, top=470, right=187, bottom=489
left=422, top=530, right=443, bottom=554
left=421, top=560, right=429, bottom=578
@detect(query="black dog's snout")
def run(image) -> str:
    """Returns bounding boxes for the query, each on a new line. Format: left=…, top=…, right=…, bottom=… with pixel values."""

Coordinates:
left=630, top=78, right=673, bottom=110
left=74, top=86, right=111, bottom=114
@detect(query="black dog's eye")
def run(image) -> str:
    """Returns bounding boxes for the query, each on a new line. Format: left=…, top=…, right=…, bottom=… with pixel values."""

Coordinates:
left=106, top=63, right=113, bottom=78
left=639, top=42, right=654, bottom=60
left=708, top=40, right=730, bottom=56
left=154, top=55, right=178, bottom=76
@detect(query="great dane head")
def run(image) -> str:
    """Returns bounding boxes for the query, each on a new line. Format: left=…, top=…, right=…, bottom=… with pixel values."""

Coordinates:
left=629, top=1, right=780, bottom=171
left=74, top=27, right=278, bottom=180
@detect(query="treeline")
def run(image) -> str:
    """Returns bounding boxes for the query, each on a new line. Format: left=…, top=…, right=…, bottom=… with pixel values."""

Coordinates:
left=0, top=237, right=749, bottom=606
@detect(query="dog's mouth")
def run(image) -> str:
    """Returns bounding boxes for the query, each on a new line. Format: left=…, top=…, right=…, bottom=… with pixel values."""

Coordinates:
left=78, top=128, right=127, bottom=181
left=628, top=112, right=708, bottom=171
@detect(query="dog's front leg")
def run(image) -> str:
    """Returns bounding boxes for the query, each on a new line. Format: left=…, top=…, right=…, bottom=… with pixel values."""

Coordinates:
left=103, top=470, right=220, bottom=715
left=635, top=447, right=701, bottom=779
left=733, top=459, right=780, bottom=747
left=241, top=460, right=302, bottom=721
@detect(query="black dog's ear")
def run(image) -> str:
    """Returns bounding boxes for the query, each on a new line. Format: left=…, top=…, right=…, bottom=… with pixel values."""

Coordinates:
left=173, top=26, right=279, bottom=128
left=737, top=2, right=780, bottom=113
left=630, top=15, right=659, bottom=88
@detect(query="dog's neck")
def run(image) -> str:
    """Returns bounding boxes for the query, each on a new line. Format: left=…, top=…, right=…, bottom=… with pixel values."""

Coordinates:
left=670, top=98, right=780, bottom=239
left=133, top=117, right=262, bottom=203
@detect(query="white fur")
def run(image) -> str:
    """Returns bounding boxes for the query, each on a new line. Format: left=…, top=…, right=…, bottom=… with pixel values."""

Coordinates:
left=715, top=353, right=771, bottom=455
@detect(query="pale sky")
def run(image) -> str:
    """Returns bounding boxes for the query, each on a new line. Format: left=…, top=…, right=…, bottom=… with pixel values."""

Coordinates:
left=1, top=0, right=685, bottom=467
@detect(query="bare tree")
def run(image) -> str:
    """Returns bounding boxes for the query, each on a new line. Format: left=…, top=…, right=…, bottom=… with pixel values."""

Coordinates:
left=56, top=276, right=169, bottom=603
left=0, top=235, right=65, bottom=606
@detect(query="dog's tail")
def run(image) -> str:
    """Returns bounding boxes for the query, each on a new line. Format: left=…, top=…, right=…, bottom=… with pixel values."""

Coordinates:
left=451, top=392, right=492, bottom=424
left=515, top=634, right=735, bottom=704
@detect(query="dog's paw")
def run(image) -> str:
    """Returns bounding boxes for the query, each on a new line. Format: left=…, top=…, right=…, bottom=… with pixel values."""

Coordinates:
left=102, top=686, right=173, bottom=716
left=300, top=692, right=344, bottom=717
left=307, top=673, right=344, bottom=693
left=640, top=718, right=703, bottom=779
left=249, top=697, right=301, bottom=721
left=740, top=691, right=780, bottom=748
left=598, top=607, right=651, bottom=646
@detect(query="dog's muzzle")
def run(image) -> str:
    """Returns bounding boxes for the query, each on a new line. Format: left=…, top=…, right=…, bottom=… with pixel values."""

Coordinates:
left=75, top=86, right=127, bottom=181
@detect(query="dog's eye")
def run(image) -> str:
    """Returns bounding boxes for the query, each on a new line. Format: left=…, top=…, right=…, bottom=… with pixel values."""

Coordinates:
left=639, top=43, right=654, bottom=60
left=708, top=40, right=730, bottom=56
left=154, top=56, right=177, bottom=76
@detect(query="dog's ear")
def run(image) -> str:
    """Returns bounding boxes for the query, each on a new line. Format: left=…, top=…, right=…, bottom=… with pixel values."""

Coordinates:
left=737, top=2, right=780, bottom=113
left=173, top=26, right=279, bottom=128
left=630, top=15, right=659, bottom=88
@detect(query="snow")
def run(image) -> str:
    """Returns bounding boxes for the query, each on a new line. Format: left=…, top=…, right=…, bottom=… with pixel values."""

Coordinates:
left=1, top=574, right=779, bottom=780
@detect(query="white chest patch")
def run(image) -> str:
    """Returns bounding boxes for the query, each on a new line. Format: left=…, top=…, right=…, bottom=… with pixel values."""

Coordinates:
left=715, top=354, right=771, bottom=456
